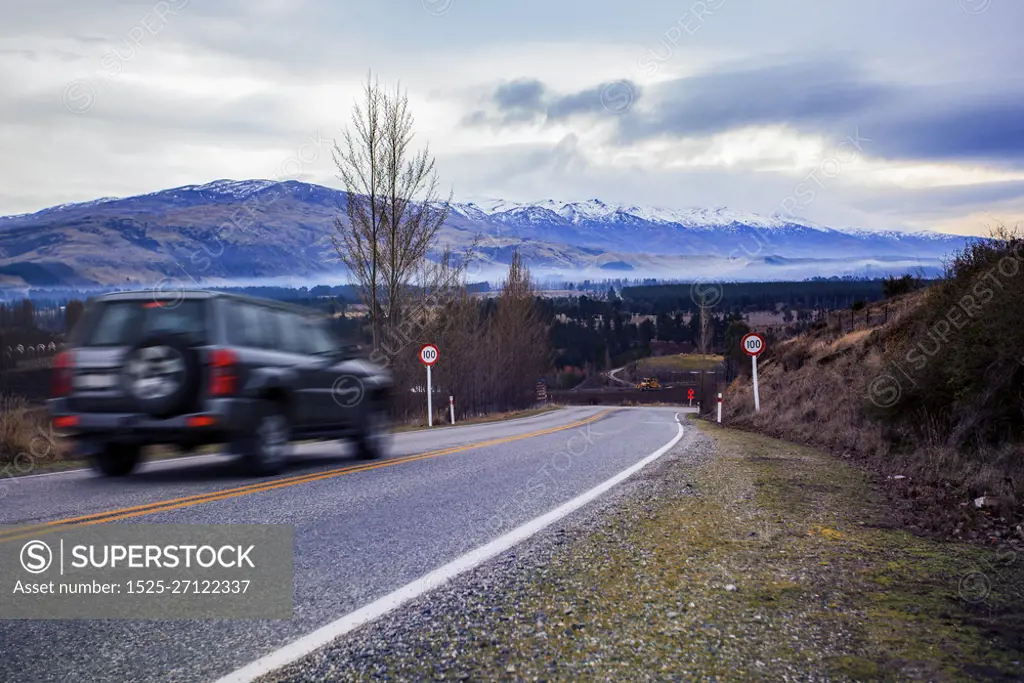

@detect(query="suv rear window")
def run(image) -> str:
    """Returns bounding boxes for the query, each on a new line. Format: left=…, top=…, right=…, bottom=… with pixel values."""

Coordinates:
left=78, top=300, right=208, bottom=347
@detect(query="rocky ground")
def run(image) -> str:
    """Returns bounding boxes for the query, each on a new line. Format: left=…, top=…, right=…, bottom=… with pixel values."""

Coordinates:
left=262, top=421, right=1024, bottom=682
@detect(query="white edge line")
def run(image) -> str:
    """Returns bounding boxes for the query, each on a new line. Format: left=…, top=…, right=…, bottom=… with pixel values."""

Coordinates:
left=214, top=412, right=686, bottom=683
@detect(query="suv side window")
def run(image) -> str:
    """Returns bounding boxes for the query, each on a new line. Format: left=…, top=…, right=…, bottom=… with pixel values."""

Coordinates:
left=226, top=302, right=279, bottom=349
left=305, top=320, right=338, bottom=356
left=273, top=310, right=310, bottom=355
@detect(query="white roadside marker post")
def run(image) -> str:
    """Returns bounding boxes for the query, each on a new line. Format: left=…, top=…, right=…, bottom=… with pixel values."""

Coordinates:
left=717, top=393, right=722, bottom=423
left=751, top=354, right=760, bottom=413
left=419, top=344, right=439, bottom=428
left=449, top=395, right=455, bottom=425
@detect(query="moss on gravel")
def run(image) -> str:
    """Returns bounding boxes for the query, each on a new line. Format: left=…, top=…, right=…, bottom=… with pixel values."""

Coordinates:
left=265, top=420, right=1024, bottom=682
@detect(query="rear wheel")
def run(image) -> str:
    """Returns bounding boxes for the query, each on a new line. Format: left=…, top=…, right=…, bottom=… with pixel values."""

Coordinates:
left=236, top=401, right=291, bottom=476
left=356, top=403, right=391, bottom=460
left=90, top=444, right=142, bottom=477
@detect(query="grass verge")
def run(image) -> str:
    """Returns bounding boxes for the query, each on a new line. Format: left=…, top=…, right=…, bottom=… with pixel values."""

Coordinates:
left=0, top=395, right=69, bottom=475
left=638, top=353, right=725, bottom=372
left=682, top=422, right=1024, bottom=681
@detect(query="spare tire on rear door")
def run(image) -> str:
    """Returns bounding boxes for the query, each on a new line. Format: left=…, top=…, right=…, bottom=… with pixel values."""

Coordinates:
left=122, top=332, right=202, bottom=418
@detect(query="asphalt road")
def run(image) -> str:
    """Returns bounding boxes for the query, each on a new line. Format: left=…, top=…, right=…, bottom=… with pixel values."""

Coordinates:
left=0, top=406, right=687, bottom=682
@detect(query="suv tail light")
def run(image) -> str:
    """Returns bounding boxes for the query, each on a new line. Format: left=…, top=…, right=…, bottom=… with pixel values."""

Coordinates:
left=52, top=350, right=74, bottom=397
left=208, top=349, right=238, bottom=397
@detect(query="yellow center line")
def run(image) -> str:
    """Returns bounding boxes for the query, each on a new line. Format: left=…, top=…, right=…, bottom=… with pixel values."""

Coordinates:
left=0, top=409, right=614, bottom=545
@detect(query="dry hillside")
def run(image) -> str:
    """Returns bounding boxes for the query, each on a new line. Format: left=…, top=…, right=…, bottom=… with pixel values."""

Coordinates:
left=722, top=239, right=1024, bottom=541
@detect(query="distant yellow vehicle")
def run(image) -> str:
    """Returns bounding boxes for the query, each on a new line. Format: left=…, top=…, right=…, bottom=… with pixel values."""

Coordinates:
left=636, top=377, right=661, bottom=391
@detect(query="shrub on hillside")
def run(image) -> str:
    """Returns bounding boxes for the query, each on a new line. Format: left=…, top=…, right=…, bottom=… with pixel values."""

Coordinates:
left=0, top=395, right=39, bottom=463
left=877, top=228, right=1024, bottom=451
left=882, top=273, right=923, bottom=298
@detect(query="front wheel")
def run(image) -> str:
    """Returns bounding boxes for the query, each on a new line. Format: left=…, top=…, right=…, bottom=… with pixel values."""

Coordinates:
left=90, top=444, right=143, bottom=477
left=356, top=404, right=392, bottom=460
left=236, top=401, right=291, bottom=476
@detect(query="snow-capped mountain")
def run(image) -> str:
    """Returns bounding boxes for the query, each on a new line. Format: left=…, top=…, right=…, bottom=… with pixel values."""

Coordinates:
left=0, top=179, right=972, bottom=287
left=454, top=198, right=830, bottom=230
left=446, top=195, right=964, bottom=261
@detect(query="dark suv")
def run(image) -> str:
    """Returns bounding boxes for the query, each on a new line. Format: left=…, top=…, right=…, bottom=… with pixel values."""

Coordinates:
left=48, top=290, right=392, bottom=477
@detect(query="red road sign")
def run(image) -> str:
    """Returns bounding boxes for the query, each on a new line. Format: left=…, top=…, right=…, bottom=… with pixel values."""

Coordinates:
left=687, top=388, right=695, bottom=400
left=741, top=332, right=765, bottom=357
left=419, top=344, right=439, bottom=366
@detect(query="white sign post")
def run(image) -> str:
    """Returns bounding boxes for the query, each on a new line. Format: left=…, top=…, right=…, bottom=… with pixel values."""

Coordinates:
left=751, top=355, right=760, bottom=412
left=741, top=332, right=766, bottom=413
left=717, top=393, right=722, bottom=423
left=420, top=344, right=439, bottom=427
left=449, top=395, right=455, bottom=425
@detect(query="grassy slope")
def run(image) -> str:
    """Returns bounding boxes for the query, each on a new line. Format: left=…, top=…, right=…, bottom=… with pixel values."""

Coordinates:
left=638, top=353, right=725, bottom=372
left=720, top=293, right=1023, bottom=538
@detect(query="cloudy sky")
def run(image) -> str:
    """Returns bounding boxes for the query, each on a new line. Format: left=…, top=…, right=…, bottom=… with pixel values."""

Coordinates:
left=1, top=0, right=1022, bottom=235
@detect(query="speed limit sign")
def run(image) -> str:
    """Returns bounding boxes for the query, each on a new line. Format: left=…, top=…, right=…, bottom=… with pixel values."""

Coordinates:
left=419, top=344, right=439, bottom=366
left=741, top=333, right=765, bottom=413
left=420, top=344, right=440, bottom=427
left=741, top=333, right=765, bottom=357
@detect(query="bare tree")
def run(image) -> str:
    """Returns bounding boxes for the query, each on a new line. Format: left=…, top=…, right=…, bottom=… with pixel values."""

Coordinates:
left=333, top=74, right=386, bottom=347
left=333, top=74, right=454, bottom=351
left=379, top=85, right=452, bottom=340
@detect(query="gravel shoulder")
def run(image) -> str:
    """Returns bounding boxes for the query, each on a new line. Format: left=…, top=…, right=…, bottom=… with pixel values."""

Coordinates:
left=260, top=419, right=1024, bottom=682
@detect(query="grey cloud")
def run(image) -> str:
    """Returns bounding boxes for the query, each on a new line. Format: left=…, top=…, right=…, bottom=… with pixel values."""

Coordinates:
left=610, top=59, right=1024, bottom=168
left=494, top=79, right=546, bottom=113
left=475, top=58, right=1024, bottom=168
left=468, top=78, right=642, bottom=127
left=854, top=180, right=1024, bottom=216
left=868, top=96, right=1024, bottom=166
left=548, top=81, right=640, bottom=119
left=468, top=78, right=549, bottom=125
left=617, top=60, right=896, bottom=141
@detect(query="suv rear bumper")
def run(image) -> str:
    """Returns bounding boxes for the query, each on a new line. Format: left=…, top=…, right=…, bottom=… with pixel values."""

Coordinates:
left=47, top=397, right=254, bottom=447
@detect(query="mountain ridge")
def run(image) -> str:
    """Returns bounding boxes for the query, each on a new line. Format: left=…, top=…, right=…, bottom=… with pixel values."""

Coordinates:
left=0, top=179, right=972, bottom=288
left=4, top=179, right=956, bottom=239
